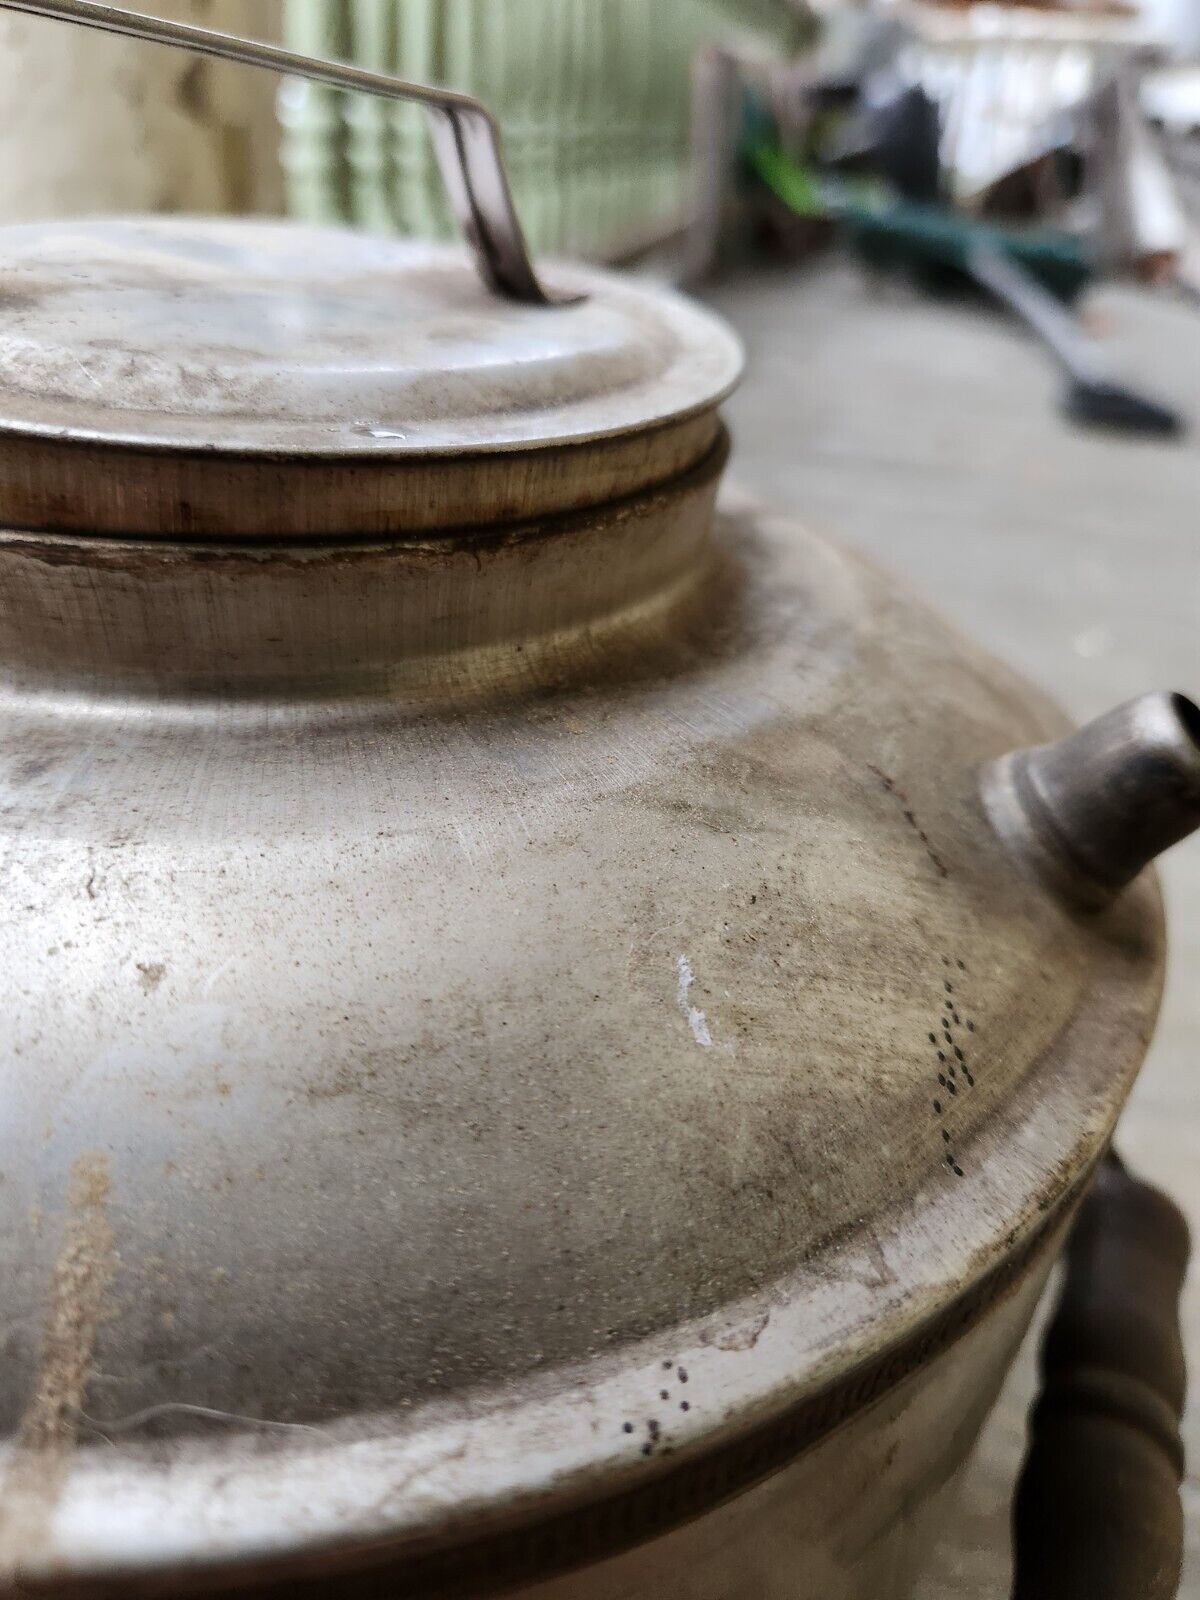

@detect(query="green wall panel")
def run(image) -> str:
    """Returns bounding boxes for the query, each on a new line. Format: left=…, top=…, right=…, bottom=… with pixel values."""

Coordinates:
left=280, top=0, right=801, bottom=256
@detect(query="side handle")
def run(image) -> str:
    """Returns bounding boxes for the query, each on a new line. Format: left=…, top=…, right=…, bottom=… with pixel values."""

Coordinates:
left=1012, top=1153, right=1189, bottom=1600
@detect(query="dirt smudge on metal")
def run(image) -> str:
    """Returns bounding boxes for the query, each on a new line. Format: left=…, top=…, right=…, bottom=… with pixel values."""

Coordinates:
left=136, top=961, right=166, bottom=994
left=0, top=1153, right=115, bottom=1568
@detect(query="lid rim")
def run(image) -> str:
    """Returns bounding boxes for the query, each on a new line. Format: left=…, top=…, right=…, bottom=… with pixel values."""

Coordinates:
left=0, top=410, right=726, bottom=540
left=0, top=388, right=739, bottom=460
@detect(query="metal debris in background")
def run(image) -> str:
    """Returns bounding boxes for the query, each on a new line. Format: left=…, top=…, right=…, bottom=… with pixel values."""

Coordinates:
left=689, top=2, right=1195, bottom=435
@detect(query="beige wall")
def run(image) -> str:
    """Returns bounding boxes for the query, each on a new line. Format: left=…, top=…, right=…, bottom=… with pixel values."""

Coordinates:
left=0, top=1, right=283, bottom=222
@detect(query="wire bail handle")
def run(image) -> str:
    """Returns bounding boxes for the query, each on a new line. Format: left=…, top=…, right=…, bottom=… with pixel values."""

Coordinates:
left=0, top=0, right=574, bottom=306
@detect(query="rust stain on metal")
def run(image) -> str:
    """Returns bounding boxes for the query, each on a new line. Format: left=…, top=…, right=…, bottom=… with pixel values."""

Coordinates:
left=0, top=1153, right=114, bottom=1566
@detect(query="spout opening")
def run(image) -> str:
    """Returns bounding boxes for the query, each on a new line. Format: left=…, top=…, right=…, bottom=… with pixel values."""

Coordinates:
left=1168, top=692, right=1200, bottom=752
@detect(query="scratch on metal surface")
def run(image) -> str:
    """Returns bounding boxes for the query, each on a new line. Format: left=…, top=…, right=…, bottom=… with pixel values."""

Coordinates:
left=701, top=1309, right=771, bottom=1351
left=0, top=1153, right=114, bottom=1568
left=676, top=954, right=714, bottom=1048
left=77, top=1403, right=320, bottom=1443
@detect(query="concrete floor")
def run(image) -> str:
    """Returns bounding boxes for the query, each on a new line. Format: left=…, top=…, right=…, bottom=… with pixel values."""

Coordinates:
left=707, top=258, right=1200, bottom=1597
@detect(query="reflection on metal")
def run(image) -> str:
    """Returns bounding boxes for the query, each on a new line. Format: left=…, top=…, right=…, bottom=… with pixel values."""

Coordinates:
left=0, top=0, right=565, bottom=304
left=985, top=692, right=1200, bottom=906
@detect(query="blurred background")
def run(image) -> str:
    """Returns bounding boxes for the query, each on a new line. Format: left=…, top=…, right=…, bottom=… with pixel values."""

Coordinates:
left=1, top=0, right=1195, bottom=1593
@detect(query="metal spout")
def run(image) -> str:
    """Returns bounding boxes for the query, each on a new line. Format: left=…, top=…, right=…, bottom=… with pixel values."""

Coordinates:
left=985, top=692, right=1200, bottom=906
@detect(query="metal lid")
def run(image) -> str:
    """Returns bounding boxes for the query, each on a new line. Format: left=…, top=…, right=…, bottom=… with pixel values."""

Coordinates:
left=0, top=2, right=740, bottom=539
left=0, top=220, right=740, bottom=457
left=0, top=219, right=740, bottom=537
